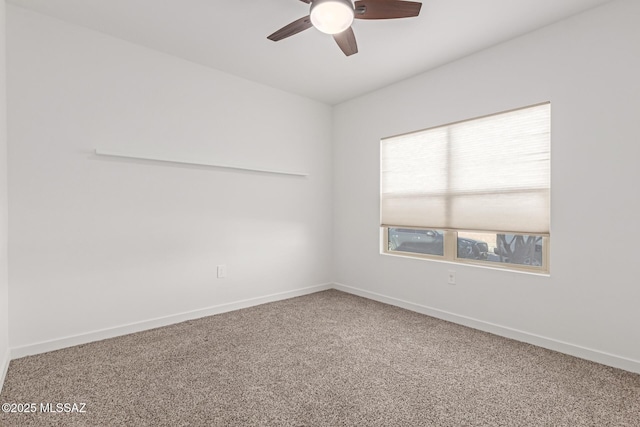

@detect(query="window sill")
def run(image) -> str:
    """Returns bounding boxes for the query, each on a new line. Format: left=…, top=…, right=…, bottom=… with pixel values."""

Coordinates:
left=380, top=250, right=551, bottom=277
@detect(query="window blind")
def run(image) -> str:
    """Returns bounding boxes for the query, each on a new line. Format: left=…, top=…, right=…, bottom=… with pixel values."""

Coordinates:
left=381, top=103, right=550, bottom=234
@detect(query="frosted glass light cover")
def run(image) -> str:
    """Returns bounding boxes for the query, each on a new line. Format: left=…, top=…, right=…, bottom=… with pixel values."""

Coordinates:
left=310, top=0, right=354, bottom=35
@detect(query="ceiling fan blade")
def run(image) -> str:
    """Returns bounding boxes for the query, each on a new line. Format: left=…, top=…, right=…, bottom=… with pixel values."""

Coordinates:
left=267, top=16, right=313, bottom=41
left=354, top=0, right=422, bottom=19
left=299, top=0, right=311, bottom=3
left=333, top=27, right=358, bottom=56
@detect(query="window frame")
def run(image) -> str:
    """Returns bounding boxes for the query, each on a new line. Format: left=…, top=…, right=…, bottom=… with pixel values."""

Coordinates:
left=382, top=227, right=550, bottom=274
left=379, top=102, right=551, bottom=274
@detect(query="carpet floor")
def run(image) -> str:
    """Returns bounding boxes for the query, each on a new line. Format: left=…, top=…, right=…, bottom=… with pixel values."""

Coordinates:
left=1, top=289, right=639, bottom=426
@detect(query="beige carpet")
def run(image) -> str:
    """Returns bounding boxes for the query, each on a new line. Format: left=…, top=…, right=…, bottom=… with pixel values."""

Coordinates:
left=1, top=289, right=638, bottom=426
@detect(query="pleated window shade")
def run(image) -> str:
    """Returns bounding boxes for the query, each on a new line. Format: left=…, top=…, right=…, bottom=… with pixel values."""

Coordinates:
left=381, top=103, right=550, bottom=234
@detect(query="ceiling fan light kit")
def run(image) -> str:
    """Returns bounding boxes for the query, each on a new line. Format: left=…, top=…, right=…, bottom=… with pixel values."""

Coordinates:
left=268, top=0, right=422, bottom=56
left=310, top=0, right=355, bottom=35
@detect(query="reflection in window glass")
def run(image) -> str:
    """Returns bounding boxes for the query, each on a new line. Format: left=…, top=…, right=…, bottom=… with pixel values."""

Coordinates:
left=388, top=228, right=444, bottom=257
left=456, top=233, right=490, bottom=261
left=457, top=231, right=544, bottom=268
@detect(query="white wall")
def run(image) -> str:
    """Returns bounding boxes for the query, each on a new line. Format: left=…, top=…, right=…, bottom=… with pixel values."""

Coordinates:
left=0, top=0, right=10, bottom=389
left=7, top=6, right=332, bottom=353
left=333, top=0, right=640, bottom=372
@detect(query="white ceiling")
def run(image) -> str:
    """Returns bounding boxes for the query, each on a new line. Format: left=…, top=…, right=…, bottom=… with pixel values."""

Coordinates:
left=7, top=0, right=615, bottom=105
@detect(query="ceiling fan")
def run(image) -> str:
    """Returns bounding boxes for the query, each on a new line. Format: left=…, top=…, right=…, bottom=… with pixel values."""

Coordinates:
left=267, top=0, right=422, bottom=56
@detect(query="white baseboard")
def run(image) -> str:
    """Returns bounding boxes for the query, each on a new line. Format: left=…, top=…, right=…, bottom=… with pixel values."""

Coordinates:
left=333, top=282, right=640, bottom=374
left=10, top=282, right=639, bottom=375
left=11, top=283, right=332, bottom=360
left=0, top=348, right=9, bottom=394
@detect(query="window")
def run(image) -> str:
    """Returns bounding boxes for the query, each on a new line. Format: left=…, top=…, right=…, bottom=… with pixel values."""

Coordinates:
left=381, top=103, right=550, bottom=273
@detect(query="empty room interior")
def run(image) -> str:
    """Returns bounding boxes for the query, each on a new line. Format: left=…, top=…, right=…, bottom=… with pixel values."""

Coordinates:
left=0, top=0, right=639, bottom=425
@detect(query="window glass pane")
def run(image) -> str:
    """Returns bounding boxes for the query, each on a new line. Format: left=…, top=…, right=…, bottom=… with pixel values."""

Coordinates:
left=457, top=231, right=544, bottom=267
left=456, top=232, right=490, bottom=261
left=388, top=228, right=444, bottom=256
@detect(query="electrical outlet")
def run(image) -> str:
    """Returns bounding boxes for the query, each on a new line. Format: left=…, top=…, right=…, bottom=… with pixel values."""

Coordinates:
left=447, top=270, right=456, bottom=285
left=217, top=265, right=227, bottom=279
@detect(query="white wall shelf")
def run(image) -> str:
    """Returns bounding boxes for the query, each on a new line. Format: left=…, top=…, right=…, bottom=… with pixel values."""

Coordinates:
left=94, top=149, right=309, bottom=177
